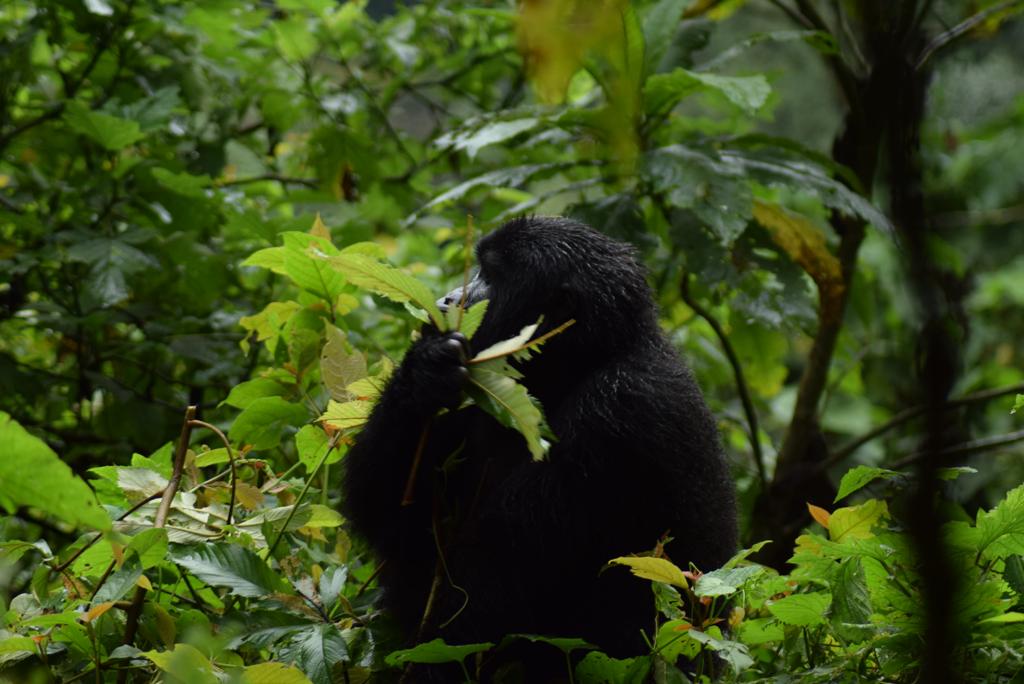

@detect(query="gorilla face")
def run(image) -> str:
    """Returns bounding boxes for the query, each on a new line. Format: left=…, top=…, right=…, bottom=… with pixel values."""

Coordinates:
left=438, top=217, right=655, bottom=357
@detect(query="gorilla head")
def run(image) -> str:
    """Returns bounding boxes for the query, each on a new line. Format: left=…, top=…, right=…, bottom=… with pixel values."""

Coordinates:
left=342, top=216, right=737, bottom=678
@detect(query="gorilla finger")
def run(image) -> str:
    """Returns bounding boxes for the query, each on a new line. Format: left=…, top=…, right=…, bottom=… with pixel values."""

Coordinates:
left=443, top=336, right=469, bottom=362
left=449, top=332, right=471, bottom=357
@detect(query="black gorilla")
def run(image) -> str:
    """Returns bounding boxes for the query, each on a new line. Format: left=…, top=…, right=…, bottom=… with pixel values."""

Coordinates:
left=341, top=216, right=736, bottom=674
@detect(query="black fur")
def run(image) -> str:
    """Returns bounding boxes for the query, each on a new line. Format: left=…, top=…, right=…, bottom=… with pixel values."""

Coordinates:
left=341, top=217, right=737, bottom=675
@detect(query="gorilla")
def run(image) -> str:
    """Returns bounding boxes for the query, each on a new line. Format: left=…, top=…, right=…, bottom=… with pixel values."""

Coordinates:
left=341, top=216, right=736, bottom=677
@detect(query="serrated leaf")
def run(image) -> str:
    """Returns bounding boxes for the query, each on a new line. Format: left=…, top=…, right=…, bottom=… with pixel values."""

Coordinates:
left=0, top=412, right=110, bottom=530
left=694, top=566, right=764, bottom=597
left=835, top=465, right=901, bottom=503
left=465, top=367, right=548, bottom=461
left=767, top=592, right=831, bottom=626
left=975, top=484, right=1024, bottom=560
left=319, top=399, right=374, bottom=431
left=459, top=299, right=489, bottom=339
left=471, top=321, right=541, bottom=362
left=329, top=254, right=445, bottom=329
left=280, top=625, right=349, bottom=684
left=385, top=638, right=492, bottom=667
left=64, top=102, right=145, bottom=150
left=609, top=556, right=689, bottom=588
left=171, top=544, right=288, bottom=597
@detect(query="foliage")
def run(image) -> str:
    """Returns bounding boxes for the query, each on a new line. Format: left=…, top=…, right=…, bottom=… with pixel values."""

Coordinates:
left=2, top=0, right=1023, bottom=682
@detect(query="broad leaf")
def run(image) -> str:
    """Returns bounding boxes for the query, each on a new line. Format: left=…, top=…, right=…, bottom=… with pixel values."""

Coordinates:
left=329, top=253, right=445, bottom=329
left=171, top=544, right=289, bottom=597
left=767, top=592, right=831, bottom=626
left=465, top=366, right=549, bottom=461
left=0, top=412, right=110, bottom=530
left=385, top=638, right=493, bottom=666
left=609, top=556, right=689, bottom=588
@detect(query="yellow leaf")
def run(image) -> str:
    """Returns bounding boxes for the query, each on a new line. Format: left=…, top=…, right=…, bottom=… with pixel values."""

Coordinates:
left=136, top=575, right=153, bottom=591
left=828, top=499, right=888, bottom=542
left=310, top=213, right=332, bottom=241
left=807, top=503, right=831, bottom=528
left=152, top=603, right=176, bottom=648
left=81, top=602, right=116, bottom=622
left=320, top=399, right=374, bottom=430
left=234, top=481, right=264, bottom=510
left=609, top=556, right=689, bottom=589
left=752, top=201, right=844, bottom=321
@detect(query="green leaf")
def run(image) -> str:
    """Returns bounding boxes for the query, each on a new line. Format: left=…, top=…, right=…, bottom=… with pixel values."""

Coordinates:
left=143, top=644, right=218, bottom=684
left=642, top=0, right=691, bottom=76
left=414, top=162, right=571, bottom=219
left=835, top=465, right=901, bottom=503
left=645, top=68, right=770, bottom=116
left=244, top=662, right=314, bottom=684
left=282, top=232, right=346, bottom=302
left=170, top=544, right=289, bottom=597
left=274, top=17, right=317, bottom=61
left=465, top=366, right=548, bottom=461
left=280, top=625, right=349, bottom=684
left=222, top=378, right=291, bottom=409
left=230, top=397, right=308, bottom=450
left=575, top=651, right=652, bottom=684
left=0, top=412, right=110, bottom=530
left=767, top=592, right=831, bottom=626
left=319, top=399, right=374, bottom=431
left=736, top=618, right=784, bottom=646
left=459, top=299, right=489, bottom=339
left=93, top=558, right=144, bottom=603
left=830, top=558, right=873, bottom=643
left=64, top=101, right=145, bottom=150
left=151, top=168, right=211, bottom=197
left=608, top=556, right=689, bottom=589
left=974, top=484, right=1024, bottom=560
left=1012, top=393, right=1023, bottom=414
left=693, top=565, right=764, bottom=597
left=127, top=528, right=169, bottom=569
left=385, top=638, right=493, bottom=667
left=243, top=246, right=288, bottom=274
left=296, top=424, right=338, bottom=473
left=329, top=253, right=445, bottom=329
left=685, top=627, right=754, bottom=673
left=829, top=499, right=888, bottom=542
left=435, top=118, right=541, bottom=160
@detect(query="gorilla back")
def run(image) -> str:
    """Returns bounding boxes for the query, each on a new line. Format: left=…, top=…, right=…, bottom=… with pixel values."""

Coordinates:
left=341, top=216, right=737, bottom=663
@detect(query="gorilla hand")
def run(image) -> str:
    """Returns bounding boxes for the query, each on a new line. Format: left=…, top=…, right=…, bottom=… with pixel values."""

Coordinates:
left=394, top=331, right=470, bottom=417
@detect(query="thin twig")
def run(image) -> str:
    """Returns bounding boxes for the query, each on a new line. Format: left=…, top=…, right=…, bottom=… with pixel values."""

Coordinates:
left=892, top=429, right=1024, bottom=469
left=829, top=381, right=1024, bottom=464
left=265, top=430, right=342, bottom=557
left=916, top=0, right=1024, bottom=69
left=188, top=419, right=237, bottom=525
left=117, top=405, right=196, bottom=684
left=680, top=272, right=768, bottom=489
left=214, top=174, right=319, bottom=189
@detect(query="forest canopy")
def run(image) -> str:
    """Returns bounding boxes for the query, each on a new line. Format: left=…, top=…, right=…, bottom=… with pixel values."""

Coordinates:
left=1, top=1, right=1023, bottom=682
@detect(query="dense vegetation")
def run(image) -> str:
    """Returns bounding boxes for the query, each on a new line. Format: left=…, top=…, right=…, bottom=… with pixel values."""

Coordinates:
left=2, top=0, right=1023, bottom=682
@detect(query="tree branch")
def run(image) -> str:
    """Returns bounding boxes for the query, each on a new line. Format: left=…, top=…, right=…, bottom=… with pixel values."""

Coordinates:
left=916, top=0, right=1024, bottom=69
